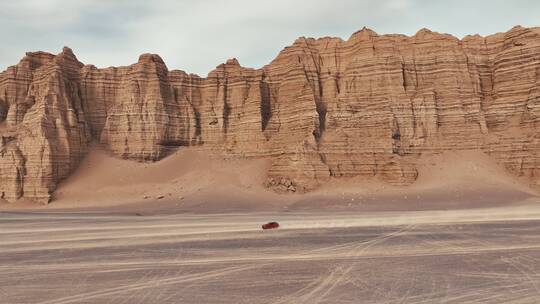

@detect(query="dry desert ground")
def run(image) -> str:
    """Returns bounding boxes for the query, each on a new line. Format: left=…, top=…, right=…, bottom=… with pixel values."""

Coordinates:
left=2, top=149, right=540, bottom=303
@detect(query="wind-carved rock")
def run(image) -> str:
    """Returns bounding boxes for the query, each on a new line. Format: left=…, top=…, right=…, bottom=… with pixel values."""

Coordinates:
left=1, top=26, right=540, bottom=203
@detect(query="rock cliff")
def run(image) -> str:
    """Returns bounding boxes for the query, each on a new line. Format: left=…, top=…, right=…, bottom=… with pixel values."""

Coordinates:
left=1, top=26, right=540, bottom=203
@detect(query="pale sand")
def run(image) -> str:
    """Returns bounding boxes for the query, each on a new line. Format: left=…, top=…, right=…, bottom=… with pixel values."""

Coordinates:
left=3, top=149, right=540, bottom=303
left=0, top=147, right=536, bottom=213
left=4, top=209, right=540, bottom=303
left=50, top=147, right=283, bottom=211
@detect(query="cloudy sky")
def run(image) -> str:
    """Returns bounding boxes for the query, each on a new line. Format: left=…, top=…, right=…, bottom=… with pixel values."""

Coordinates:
left=1, top=0, right=539, bottom=76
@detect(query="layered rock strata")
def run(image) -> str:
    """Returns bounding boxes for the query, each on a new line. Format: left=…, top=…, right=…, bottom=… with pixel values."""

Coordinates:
left=1, top=26, right=540, bottom=203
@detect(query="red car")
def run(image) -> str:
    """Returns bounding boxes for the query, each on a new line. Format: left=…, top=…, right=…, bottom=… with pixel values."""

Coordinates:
left=262, top=222, right=280, bottom=230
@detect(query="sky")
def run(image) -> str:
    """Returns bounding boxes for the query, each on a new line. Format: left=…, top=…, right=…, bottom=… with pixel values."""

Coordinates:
left=1, top=0, right=540, bottom=76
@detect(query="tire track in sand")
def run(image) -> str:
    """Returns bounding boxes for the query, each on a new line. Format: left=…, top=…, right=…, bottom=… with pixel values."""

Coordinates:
left=273, top=224, right=416, bottom=304
left=36, top=264, right=262, bottom=304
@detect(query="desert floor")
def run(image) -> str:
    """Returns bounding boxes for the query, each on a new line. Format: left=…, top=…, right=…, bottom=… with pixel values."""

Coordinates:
left=3, top=148, right=540, bottom=303
left=3, top=205, right=540, bottom=304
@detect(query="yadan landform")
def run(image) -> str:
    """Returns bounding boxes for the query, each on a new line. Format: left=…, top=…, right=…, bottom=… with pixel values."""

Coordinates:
left=1, top=26, right=540, bottom=203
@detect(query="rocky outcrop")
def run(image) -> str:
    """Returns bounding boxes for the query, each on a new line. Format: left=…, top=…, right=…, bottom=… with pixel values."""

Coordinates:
left=1, top=26, right=540, bottom=203
left=0, top=48, right=89, bottom=203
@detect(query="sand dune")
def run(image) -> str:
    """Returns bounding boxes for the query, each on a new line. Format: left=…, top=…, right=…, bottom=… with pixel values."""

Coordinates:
left=0, top=148, right=536, bottom=212
left=299, top=150, right=537, bottom=210
left=47, top=147, right=287, bottom=211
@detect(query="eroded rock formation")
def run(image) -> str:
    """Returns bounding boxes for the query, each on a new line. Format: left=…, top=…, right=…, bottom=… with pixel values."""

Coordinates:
left=1, top=26, right=540, bottom=203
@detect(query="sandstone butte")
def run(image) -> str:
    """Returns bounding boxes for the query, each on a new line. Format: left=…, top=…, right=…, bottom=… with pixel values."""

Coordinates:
left=1, top=26, right=540, bottom=204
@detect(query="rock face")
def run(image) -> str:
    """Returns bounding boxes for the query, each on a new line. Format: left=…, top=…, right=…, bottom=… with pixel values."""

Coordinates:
left=1, top=26, right=540, bottom=203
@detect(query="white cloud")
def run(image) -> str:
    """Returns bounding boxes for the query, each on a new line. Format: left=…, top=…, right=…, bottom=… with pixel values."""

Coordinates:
left=384, top=0, right=412, bottom=10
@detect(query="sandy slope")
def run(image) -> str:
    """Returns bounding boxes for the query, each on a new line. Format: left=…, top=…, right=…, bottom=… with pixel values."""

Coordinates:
left=0, top=148, right=537, bottom=212
left=299, top=150, right=537, bottom=211
left=48, top=147, right=288, bottom=210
